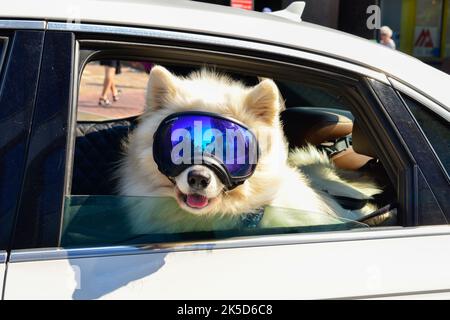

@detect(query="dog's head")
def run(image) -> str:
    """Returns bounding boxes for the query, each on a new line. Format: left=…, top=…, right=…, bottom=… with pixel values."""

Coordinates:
left=127, top=65, right=288, bottom=215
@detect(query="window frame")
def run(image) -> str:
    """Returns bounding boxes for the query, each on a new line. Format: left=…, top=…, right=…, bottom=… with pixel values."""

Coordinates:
left=0, top=30, right=45, bottom=250
left=9, top=23, right=427, bottom=250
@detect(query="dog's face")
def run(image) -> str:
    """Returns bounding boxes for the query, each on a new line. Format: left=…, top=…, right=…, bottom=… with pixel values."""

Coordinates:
left=126, top=66, right=288, bottom=216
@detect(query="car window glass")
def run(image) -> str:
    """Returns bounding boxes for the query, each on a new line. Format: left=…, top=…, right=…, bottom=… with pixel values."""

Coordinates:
left=277, top=80, right=352, bottom=111
left=64, top=59, right=399, bottom=248
left=446, top=0, right=450, bottom=57
left=0, top=38, right=6, bottom=78
left=401, top=94, right=450, bottom=175
left=0, top=37, right=9, bottom=248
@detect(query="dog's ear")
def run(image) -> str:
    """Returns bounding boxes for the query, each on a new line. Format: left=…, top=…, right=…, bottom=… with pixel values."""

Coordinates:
left=245, top=79, right=280, bottom=125
left=146, top=65, right=178, bottom=109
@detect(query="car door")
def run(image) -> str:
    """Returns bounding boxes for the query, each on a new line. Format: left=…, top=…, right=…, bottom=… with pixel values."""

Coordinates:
left=0, top=24, right=45, bottom=298
left=3, top=22, right=450, bottom=300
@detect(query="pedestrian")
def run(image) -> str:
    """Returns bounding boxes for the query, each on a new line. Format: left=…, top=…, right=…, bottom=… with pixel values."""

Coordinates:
left=379, top=26, right=396, bottom=50
left=98, top=60, right=122, bottom=106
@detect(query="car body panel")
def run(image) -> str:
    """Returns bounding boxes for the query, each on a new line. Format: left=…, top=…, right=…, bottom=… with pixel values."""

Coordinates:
left=2, top=0, right=450, bottom=111
left=5, top=227, right=450, bottom=299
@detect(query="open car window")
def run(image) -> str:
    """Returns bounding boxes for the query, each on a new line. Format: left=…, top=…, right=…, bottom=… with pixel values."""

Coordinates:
left=0, top=37, right=10, bottom=249
left=64, top=58, right=400, bottom=248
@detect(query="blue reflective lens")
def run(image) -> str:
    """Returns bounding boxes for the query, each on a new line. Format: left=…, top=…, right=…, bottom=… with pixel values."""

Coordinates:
left=155, top=113, right=258, bottom=179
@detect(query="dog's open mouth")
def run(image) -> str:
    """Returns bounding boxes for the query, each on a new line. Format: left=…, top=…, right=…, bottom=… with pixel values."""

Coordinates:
left=177, top=189, right=211, bottom=209
left=184, top=193, right=209, bottom=209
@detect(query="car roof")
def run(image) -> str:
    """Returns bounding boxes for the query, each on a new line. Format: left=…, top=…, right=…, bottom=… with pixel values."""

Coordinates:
left=2, top=0, right=450, bottom=112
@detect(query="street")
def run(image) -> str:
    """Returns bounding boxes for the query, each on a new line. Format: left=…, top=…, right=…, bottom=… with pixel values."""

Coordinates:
left=77, top=62, right=147, bottom=121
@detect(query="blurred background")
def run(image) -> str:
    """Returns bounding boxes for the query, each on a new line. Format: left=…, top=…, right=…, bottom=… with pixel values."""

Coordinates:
left=194, top=0, right=450, bottom=73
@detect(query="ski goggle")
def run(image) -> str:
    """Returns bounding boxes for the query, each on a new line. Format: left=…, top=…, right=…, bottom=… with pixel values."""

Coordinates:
left=153, top=111, right=259, bottom=189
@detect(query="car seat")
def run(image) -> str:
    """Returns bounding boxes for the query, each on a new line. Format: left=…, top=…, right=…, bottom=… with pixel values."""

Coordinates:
left=280, top=107, right=374, bottom=170
left=281, top=107, right=397, bottom=224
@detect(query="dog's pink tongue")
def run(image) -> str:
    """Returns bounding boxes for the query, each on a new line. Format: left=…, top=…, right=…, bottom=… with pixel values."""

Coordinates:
left=186, top=194, right=209, bottom=208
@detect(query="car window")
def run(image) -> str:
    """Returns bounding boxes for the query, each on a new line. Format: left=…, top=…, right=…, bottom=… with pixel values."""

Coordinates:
left=63, top=58, right=399, bottom=248
left=0, top=39, right=5, bottom=70
left=401, top=94, right=450, bottom=175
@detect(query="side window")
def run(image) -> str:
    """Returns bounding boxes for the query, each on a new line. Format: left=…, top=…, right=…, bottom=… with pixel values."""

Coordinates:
left=401, top=94, right=450, bottom=175
left=62, top=56, right=399, bottom=248
left=0, top=38, right=5, bottom=71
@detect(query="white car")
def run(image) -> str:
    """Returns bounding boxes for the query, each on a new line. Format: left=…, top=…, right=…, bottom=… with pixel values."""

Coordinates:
left=0, top=0, right=449, bottom=300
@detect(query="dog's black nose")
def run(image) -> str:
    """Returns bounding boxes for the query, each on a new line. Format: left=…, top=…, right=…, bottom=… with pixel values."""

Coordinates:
left=188, top=170, right=211, bottom=190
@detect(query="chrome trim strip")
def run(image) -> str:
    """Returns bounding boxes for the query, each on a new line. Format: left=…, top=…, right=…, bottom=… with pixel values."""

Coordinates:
left=0, top=20, right=46, bottom=30
left=389, top=77, right=450, bottom=122
left=47, top=21, right=389, bottom=84
left=0, top=251, right=6, bottom=264
left=9, top=225, right=450, bottom=262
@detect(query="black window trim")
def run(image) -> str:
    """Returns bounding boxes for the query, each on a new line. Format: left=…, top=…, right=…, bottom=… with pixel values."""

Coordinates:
left=368, top=79, right=449, bottom=223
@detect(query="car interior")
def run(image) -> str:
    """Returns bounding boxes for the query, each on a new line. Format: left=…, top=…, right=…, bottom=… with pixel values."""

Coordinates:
left=65, top=59, right=399, bottom=246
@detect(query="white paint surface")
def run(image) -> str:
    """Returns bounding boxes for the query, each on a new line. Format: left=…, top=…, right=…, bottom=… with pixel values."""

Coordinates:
left=5, top=233, right=450, bottom=299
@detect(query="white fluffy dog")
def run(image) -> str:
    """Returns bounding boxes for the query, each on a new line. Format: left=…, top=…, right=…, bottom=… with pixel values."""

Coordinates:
left=118, top=66, right=381, bottom=234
